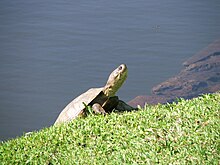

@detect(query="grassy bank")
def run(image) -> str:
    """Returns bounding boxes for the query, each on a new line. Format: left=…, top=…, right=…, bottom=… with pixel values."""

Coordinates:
left=0, top=93, right=219, bottom=164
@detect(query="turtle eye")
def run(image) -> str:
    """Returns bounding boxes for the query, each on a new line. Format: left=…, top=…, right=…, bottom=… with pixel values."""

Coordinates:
left=118, top=65, right=124, bottom=71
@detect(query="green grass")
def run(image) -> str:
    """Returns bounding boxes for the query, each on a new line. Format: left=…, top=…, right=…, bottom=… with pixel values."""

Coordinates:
left=0, top=93, right=220, bottom=164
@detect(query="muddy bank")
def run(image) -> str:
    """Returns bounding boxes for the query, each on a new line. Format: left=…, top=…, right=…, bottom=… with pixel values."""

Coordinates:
left=129, top=40, right=220, bottom=107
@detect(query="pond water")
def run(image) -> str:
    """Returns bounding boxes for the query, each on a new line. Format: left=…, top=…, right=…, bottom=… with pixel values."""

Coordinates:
left=0, top=0, right=220, bottom=141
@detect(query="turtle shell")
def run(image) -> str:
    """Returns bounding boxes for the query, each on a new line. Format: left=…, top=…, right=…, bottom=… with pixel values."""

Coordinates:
left=54, top=87, right=104, bottom=125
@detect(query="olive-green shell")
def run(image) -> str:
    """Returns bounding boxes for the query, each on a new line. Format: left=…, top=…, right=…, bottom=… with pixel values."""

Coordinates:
left=54, top=87, right=104, bottom=125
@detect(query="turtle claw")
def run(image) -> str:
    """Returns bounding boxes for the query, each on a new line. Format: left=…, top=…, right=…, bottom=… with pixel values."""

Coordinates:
left=92, top=103, right=107, bottom=115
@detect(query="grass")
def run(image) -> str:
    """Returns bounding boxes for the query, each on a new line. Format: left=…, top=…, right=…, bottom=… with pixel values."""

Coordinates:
left=0, top=93, right=219, bottom=164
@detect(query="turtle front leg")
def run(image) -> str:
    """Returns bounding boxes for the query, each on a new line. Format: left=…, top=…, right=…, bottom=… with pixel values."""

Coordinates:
left=92, top=103, right=107, bottom=115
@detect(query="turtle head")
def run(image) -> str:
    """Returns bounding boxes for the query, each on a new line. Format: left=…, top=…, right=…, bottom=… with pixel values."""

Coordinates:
left=104, top=64, right=128, bottom=97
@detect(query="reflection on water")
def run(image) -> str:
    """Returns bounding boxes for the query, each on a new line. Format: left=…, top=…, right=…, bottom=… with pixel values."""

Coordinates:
left=0, top=0, right=220, bottom=141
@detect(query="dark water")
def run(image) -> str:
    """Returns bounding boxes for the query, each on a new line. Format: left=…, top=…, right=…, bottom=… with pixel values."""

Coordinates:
left=0, top=0, right=220, bottom=141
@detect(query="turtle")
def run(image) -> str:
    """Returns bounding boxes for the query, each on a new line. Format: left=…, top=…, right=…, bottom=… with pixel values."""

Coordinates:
left=54, top=64, right=134, bottom=125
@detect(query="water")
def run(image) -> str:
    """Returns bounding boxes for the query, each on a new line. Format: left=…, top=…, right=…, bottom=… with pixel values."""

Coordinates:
left=0, top=0, right=220, bottom=141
